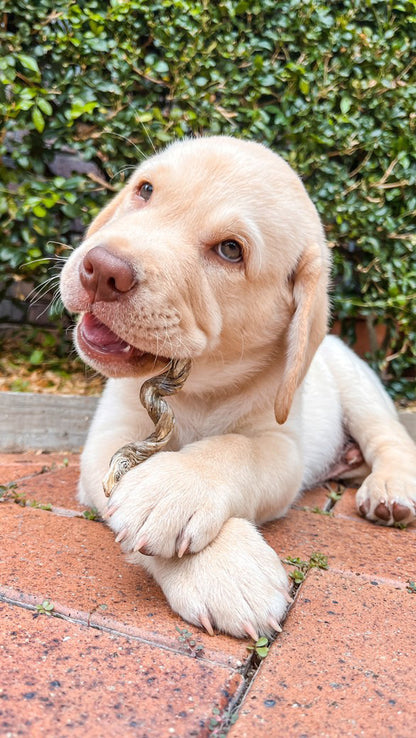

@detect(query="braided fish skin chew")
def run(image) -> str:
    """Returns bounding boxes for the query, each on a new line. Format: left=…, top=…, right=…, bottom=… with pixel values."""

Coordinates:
left=102, top=359, right=191, bottom=497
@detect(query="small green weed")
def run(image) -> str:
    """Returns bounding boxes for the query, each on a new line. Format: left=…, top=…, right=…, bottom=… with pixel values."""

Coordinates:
left=0, top=483, right=52, bottom=510
left=300, top=505, right=333, bottom=516
left=209, top=706, right=221, bottom=732
left=208, top=702, right=239, bottom=737
left=175, top=626, right=204, bottom=657
left=247, top=636, right=270, bottom=659
left=284, top=552, right=329, bottom=585
left=82, top=508, right=99, bottom=521
left=327, top=489, right=343, bottom=503
left=208, top=703, right=240, bottom=737
left=406, top=580, right=416, bottom=594
left=311, top=506, right=333, bottom=516
left=0, top=482, right=17, bottom=500
left=289, top=566, right=306, bottom=584
left=12, top=491, right=52, bottom=511
left=309, top=552, right=329, bottom=570
left=29, top=500, right=52, bottom=511
left=35, top=600, right=54, bottom=616
left=12, top=492, right=27, bottom=507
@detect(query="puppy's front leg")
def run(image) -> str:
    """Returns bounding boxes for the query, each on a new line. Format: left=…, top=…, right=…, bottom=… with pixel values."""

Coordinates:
left=323, top=338, right=416, bottom=525
left=106, top=430, right=303, bottom=558
left=78, top=379, right=153, bottom=512
left=131, top=517, right=291, bottom=639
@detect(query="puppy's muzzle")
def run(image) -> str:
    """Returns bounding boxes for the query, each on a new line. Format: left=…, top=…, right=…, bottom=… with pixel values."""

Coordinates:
left=79, top=245, right=137, bottom=303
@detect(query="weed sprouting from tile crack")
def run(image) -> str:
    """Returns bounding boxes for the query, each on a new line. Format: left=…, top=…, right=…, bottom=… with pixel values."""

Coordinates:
left=0, top=482, right=17, bottom=500
left=247, top=635, right=270, bottom=660
left=34, top=600, right=55, bottom=617
left=82, top=508, right=100, bottom=521
left=284, top=552, right=329, bottom=586
left=0, top=484, right=53, bottom=511
left=327, top=489, right=343, bottom=503
left=175, top=626, right=204, bottom=657
left=312, top=506, right=334, bottom=516
left=208, top=700, right=240, bottom=737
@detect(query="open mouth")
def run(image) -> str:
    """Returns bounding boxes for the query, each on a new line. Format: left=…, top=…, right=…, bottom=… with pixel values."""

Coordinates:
left=77, top=313, right=166, bottom=366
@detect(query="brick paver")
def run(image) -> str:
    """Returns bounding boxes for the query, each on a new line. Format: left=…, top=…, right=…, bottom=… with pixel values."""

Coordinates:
left=229, top=569, right=415, bottom=738
left=0, top=602, right=242, bottom=737
left=1, top=452, right=415, bottom=737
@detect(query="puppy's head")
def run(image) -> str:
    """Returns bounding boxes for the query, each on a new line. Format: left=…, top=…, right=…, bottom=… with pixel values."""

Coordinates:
left=60, top=136, right=329, bottom=422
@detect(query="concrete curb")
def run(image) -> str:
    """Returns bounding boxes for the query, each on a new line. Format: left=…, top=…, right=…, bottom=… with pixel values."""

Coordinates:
left=0, top=391, right=415, bottom=452
left=0, top=392, right=98, bottom=452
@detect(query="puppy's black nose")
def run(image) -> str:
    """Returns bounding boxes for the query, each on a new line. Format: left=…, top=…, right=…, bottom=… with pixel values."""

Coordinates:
left=79, top=246, right=137, bottom=303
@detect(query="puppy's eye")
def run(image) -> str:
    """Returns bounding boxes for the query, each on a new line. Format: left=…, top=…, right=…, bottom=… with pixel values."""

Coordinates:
left=215, top=240, right=243, bottom=263
left=137, top=182, right=153, bottom=201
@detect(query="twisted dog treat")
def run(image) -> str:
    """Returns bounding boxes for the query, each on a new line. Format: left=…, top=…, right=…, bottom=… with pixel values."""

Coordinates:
left=102, top=359, right=192, bottom=497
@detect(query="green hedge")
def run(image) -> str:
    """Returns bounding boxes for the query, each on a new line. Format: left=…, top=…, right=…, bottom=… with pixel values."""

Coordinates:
left=1, top=0, right=415, bottom=397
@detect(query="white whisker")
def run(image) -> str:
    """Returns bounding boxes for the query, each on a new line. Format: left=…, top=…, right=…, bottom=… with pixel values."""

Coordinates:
left=26, top=276, right=60, bottom=304
left=47, top=240, right=74, bottom=253
left=139, top=120, right=157, bottom=154
left=105, top=130, right=148, bottom=161
left=49, top=291, right=65, bottom=317
left=111, top=165, right=137, bottom=181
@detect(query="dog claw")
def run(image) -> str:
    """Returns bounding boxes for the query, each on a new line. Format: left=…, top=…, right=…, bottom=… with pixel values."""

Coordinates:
left=177, top=536, right=191, bottom=559
left=103, top=504, right=119, bottom=520
left=282, top=589, right=294, bottom=605
left=243, top=622, right=259, bottom=641
left=115, top=528, right=128, bottom=544
left=268, top=617, right=282, bottom=633
left=199, top=614, right=214, bottom=636
left=133, top=536, right=151, bottom=555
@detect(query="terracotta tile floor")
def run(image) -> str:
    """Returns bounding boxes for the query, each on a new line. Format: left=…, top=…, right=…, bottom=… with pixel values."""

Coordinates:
left=1, top=452, right=415, bottom=737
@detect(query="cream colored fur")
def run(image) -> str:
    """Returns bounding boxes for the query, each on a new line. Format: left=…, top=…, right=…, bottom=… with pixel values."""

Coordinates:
left=60, top=137, right=416, bottom=638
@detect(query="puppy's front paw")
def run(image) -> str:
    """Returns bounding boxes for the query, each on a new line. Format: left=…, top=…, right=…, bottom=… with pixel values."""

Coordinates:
left=356, top=469, right=416, bottom=526
left=106, top=452, right=230, bottom=558
left=143, top=518, right=292, bottom=639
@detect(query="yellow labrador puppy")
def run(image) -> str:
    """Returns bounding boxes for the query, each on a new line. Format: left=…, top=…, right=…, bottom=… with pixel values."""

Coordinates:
left=60, top=136, right=416, bottom=639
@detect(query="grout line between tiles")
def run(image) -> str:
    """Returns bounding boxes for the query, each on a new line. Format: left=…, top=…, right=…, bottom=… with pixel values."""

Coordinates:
left=0, top=589, right=244, bottom=671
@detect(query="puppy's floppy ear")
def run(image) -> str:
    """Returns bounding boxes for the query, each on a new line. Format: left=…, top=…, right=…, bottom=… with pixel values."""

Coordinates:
left=274, top=241, right=329, bottom=424
left=85, top=188, right=126, bottom=238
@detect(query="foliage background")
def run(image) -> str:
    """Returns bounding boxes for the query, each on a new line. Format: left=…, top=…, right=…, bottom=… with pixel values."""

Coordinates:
left=1, top=0, right=415, bottom=397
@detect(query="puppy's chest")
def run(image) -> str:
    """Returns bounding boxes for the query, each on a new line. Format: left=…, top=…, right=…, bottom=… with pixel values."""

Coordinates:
left=168, top=398, right=239, bottom=448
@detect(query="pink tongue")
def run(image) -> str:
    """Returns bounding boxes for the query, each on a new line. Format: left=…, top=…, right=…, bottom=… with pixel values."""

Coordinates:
left=81, top=313, right=130, bottom=351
